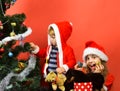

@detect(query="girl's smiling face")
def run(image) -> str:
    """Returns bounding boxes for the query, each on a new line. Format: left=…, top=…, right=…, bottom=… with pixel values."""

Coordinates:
left=85, top=54, right=101, bottom=72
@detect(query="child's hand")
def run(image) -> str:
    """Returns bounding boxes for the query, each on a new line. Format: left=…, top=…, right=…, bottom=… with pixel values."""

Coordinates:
left=74, top=64, right=83, bottom=71
left=93, top=63, right=104, bottom=73
left=56, top=67, right=65, bottom=74
left=74, top=63, right=87, bottom=73
left=30, top=42, right=39, bottom=54
left=74, top=61, right=83, bottom=70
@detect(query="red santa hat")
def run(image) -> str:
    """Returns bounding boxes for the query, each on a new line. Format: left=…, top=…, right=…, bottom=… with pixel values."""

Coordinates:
left=83, top=41, right=108, bottom=61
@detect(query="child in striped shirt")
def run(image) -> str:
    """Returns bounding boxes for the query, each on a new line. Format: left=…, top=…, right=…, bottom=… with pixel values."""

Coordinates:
left=30, top=21, right=76, bottom=90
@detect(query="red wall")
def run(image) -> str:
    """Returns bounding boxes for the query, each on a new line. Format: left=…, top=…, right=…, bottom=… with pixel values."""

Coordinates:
left=7, top=0, right=120, bottom=90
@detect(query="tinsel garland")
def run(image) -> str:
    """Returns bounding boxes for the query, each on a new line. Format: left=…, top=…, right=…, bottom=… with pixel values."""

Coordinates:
left=0, top=55, right=36, bottom=91
left=0, top=27, right=32, bottom=46
left=16, top=55, right=36, bottom=81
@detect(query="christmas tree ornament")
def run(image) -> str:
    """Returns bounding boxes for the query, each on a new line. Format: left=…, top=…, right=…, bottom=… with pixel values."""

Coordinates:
left=0, top=21, right=2, bottom=25
left=8, top=51, right=13, bottom=57
left=0, top=21, right=3, bottom=30
left=14, top=67, right=21, bottom=73
left=0, top=47, right=4, bottom=56
left=10, top=31, right=16, bottom=36
left=17, top=52, right=30, bottom=61
left=0, top=47, right=4, bottom=53
left=18, top=62, right=25, bottom=69
left=0, top=25, right=3, bottom=30
left=11, top=22, right=16, bottom=27
left=10, top=22, right=16, bottom=37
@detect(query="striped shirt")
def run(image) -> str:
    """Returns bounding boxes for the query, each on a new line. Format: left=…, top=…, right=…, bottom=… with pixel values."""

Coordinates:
left=48, top=46, right=58, bottom=73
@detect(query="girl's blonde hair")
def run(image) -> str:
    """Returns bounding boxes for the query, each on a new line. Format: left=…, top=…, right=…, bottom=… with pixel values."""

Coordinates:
left=101, top=61, right=108, bottom=79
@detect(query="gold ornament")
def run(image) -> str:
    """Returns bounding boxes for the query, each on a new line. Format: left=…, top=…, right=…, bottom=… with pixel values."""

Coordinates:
left=10, top=31, right=16, bottom=36
left=18, top=62, right=25, bottom=69
left=0, top=26, right=3, bottom=30
left=96, top=60, right=101, bottom=65
left=11, top=22, right=16, bottom=26
left=14, top=68, right=21, bottom=72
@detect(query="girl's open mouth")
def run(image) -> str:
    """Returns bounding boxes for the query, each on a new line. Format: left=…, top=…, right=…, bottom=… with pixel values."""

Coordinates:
left=88, top=63, right=96, bottom=71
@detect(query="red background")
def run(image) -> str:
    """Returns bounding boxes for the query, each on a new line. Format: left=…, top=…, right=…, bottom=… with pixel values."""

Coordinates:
left=7, top=0, right=120, bottom=90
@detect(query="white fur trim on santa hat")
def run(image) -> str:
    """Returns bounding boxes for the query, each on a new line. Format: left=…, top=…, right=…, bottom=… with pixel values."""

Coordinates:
left=83, top=47, right=108, bottom=61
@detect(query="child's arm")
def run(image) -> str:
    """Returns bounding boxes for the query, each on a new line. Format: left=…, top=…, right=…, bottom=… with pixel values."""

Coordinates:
left=30, top=42, right=47, bottom=58
left=56, top=47, right=76, bottom=74
left=56, top=67, right=66, bottom=74
left=30, top=42, right=39, bottom=54
left=61, top=47, right=76, bottom=73
left=104, top=73, right=114, bottom=91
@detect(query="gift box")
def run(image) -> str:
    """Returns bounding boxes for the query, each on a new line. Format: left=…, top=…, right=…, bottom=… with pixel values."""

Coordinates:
left=74, top=82, right=93, bottom=91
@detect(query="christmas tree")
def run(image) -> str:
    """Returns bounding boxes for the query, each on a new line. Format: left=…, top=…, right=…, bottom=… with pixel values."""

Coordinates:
left=0, top=0, right=41, bottom=91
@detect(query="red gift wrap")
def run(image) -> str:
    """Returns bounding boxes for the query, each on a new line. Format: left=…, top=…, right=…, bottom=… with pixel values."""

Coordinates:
left=74, top=82, right=93, bottom=91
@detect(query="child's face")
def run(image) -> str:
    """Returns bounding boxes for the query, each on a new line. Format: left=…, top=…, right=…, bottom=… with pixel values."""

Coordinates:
left=85, top=54, right=101, bottom=72
left=49, top=29, right=57, bottom=46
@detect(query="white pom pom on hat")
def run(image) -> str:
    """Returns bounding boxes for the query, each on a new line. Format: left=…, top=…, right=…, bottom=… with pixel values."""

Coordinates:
left=83, top=41, right=108, bottom=61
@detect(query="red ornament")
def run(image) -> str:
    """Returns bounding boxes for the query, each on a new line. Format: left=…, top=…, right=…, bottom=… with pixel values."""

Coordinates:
left=0, top=21, right=2, bottom=25
left=17, top=52, right=30, bottom=61
left=0, top=48, right=4, bottom=54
